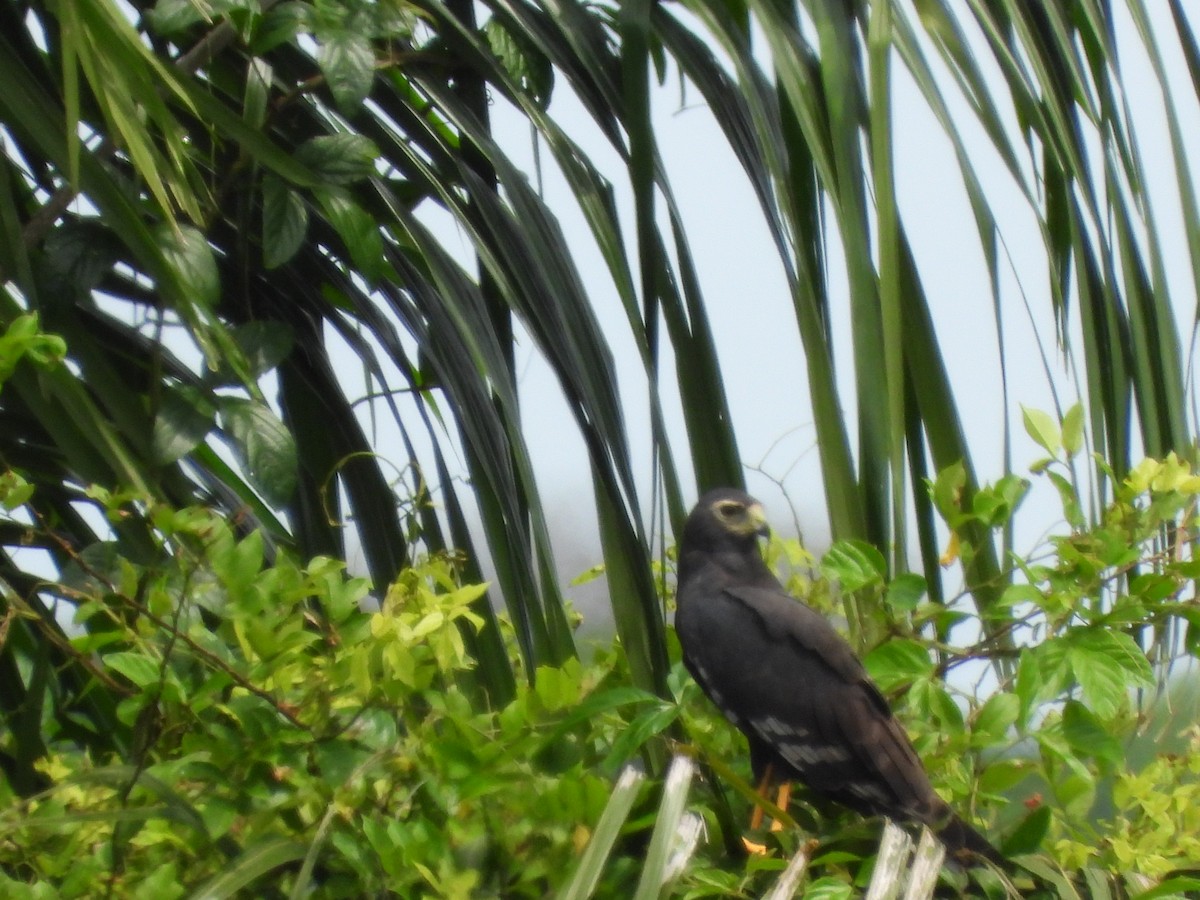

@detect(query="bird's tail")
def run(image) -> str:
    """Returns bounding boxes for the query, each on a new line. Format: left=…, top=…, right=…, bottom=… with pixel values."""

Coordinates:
left=938, top=814, right=1006, bottom=868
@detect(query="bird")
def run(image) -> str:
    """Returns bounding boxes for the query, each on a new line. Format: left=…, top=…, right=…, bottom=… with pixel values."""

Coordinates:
left=674, top=487, right=1003, bottom=866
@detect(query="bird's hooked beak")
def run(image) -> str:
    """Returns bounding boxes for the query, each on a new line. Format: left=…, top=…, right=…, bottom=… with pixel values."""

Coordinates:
left=747, top=502, right=770, bottom=539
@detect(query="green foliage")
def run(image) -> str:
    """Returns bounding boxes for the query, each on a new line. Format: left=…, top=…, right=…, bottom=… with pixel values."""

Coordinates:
left=0, top=494, right=674, bottom=897
left=5, top=0, right=1200, bottom=714
left=3, top=0, right=1200, bottom=895
left=4, top=438, right=1200, bottom=895
left=0, top=314, right=66, bottom=388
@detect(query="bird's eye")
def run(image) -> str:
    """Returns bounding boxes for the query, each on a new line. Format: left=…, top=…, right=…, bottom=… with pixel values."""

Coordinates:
left=715, top=501, right=744, bottom=519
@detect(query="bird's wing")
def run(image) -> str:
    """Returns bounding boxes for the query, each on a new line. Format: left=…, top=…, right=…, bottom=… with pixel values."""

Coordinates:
left=681, top=582, right=938, bottom=820
left=724, top=585, right=887, bottom=713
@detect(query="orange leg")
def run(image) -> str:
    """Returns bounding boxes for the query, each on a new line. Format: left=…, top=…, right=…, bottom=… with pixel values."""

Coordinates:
left=748, top=767, right=775, bottom=832
left=744, top=768, right=791, bottom=854
left=769, top=782, right=791, bottom=832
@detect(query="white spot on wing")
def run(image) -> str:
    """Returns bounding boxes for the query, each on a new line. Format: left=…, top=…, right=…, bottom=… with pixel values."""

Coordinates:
left=778, top=743, right=851, bottom=767
left=848, top=782, right=889, bottom=804
left=752, top=717, right=810, bottom=741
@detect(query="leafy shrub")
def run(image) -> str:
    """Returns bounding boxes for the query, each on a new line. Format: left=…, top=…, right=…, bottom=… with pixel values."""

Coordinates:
left=3, top=388, right=1200, bottom=899
left=0, top=496, right=672, bottom=898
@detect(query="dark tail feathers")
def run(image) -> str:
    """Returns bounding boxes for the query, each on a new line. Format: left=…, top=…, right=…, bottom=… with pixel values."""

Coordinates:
left=938, top=814, right=1006, bottom=868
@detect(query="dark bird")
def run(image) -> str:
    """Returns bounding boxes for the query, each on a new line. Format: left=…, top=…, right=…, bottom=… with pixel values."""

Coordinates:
left=675, top=488, right=1003, bottom=866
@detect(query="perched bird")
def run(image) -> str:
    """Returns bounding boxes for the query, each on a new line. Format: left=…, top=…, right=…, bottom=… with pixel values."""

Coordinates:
left=675, top=488, right=1002, bottom=866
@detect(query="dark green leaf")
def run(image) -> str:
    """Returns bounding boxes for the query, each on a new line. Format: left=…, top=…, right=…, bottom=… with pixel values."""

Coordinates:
left=483, top=18, right=553, bottom=108
left=600, top=698, right=678, bottom=777
left=251, top=2, right=311, bottom=54
left=42, top=221, right=120, bottom=296
left=156, top=224, right=219, bottom=312
left=1061, top=700, right=1123, bottom=768
left=219, top=398, right=298, bottom=507
left=319, top=32, right=376, bottom=112
left=1001, top=804, right=1050, bottom=856
left=885, top=572, right=926, bottom=612
left=153, top=385, right=216, bottom=464
left=261, top=174, right=309, bottom=268
left=146, top=0, right=207, bottom=35
left=231, top=321, right=293, bottom=380
left=294, top=134, right=379, bottom=184
left=313, top=187, right=386, bottom=282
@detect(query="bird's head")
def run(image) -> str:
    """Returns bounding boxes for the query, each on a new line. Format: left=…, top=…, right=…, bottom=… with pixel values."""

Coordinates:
left=677, top=488, right=773, bottom=586
left=682, top=488, right=771, bottom=551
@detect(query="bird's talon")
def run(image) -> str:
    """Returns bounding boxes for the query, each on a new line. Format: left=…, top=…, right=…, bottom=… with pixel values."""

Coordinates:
left=741, top=836, right=770, bottom=855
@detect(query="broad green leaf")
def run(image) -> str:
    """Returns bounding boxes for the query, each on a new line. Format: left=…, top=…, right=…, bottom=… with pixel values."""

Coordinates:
left=1062, top=403, right=1085, bottom=456
left=863, top=638, right=934, bottom=692
left=251, top=2, right=310, bottom=54
left=42, top=220, right=120, bottom=295
left=105, top=651, right=162, bottom=688
left=995, top=583, right=1046, bottom=612
left=911, top=680, right=964, bottom=735
left=153, top=385, right=216, bottom=464
left=1131, top=878, right=1200, bottom=900
left=1067, top=629, right=1154, bottom=717
left=973, top=691, right=1019, bottom=744
left=228, top=529, right=265, bottom=591
left=294, top=134, right=379, bottom=184
left=978, top=759, right=1033, bottom=795
left=0, top=315, right=66, bottom=386
left=319, top=32, right=376, bottom=112
left=1001, top=805, right=1050, bottom=856
left=230, top=321, right=294, bottom=381
left=1061, top=700, right=1123, bottom=768
left=820, top=540, right=887, bottom=592
left=929, top=461, right=966, bottom=523
left=972, top=474, right=1030, bottom=526
left=261, top=174, right=309, bottom=269
left=885, top=572, right=926, bottom=612
left=1022, top=406, right=1062, bottom=457
left=146, top=0, right=207, bottom=35
left=313, top=187, right=386, bottom=283
left=219, top=398, right=298, bottom=507
left=601, top=703, right=678, bottom=777
left=0, top=471, right=35, bottom=509
left=1015, top=647, right=1047, bottom=730
left=1047, top=470, right=1085, bottom=530
left=156, top=224, right=219, bottom=312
